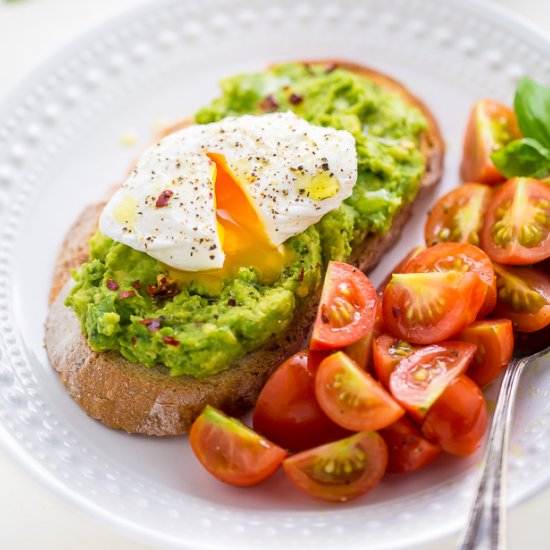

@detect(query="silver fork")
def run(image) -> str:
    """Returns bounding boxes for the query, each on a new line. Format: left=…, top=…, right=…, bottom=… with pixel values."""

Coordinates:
left=458, top=326, right=550, bottom=550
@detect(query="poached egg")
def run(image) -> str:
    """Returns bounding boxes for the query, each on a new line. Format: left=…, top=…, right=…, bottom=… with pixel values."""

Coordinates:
left=99, top=112, right=357, bottom=284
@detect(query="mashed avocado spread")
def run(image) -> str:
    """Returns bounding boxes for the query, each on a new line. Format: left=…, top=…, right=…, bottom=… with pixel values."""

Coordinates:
left=66, top=63, right=428, bottom=377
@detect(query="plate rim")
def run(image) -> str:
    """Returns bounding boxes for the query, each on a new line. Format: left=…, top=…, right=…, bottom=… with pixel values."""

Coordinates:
left=1, top=0, right=550, bottom=548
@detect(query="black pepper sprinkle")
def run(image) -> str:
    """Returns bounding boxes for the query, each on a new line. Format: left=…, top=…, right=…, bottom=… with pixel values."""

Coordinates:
left=227, top=298, right=237, bottom=307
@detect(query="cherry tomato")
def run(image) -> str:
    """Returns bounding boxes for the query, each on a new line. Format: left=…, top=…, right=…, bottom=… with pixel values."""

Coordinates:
left=252, top=351, right=349, bottom=452
left=311, top=261, right=378, bottom=351
left=424, top=184, right=493, bottom=247
left=421, top=375, right=487, bottom=456
left=382, top=271, right=486, bottom=344
left=459, top=319, right=514, bottom=388
left=481, top=178, right=550, bottom=265
left=376, top=246, right=425, bottom=297
left=493, top=263, right=550, bottom=332
left=389, top=341, right=476, bottom=422
left=190, top=406, right=287, bottom=487
left=404, top=242, right=496, bottom=318
left=460, top=99, right=521, bottom=184
left=372, top=334, right=418, bottom=389
left=379, top=416, right=442, bottom=473
left=315, top=352, right=404, bottom=432
left=283, top=431, right=388, bottom=502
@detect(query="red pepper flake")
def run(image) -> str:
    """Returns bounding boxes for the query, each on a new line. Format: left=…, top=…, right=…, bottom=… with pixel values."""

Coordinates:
left=162, top=336, right=180, bottom=347
left=131, top=280, right=141, bottom=290
left=139, top=318, right=161, bottom=332
left=146, top=274, right=180, bottom=300
left=119, top=290, right=136, bottom=300
left=299, top=267, right=305, bottom=282
left=155, top=189, right=174, bottom=208
left=289, top=93, right=303, bottom=105
left=325, top=62, right=338, bottom=73
left=227, top=298, right=236, bottom=307
left=259, top=95, right=278, bottom=112
left=106, top=279, right=119, bottom=291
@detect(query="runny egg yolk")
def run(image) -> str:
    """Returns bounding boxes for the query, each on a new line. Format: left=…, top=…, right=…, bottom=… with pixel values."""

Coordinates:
left=169, top=153, right=292, bottom=293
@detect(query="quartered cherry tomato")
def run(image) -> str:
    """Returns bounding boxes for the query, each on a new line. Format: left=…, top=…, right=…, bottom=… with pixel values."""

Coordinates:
left=493, top=263, right=550, bottom=332
left=252, top=351, right=349, bottom=452
left=404, top=242, right=497, bottom=318
left=421, top=374, right=487, bottom=456
left=190, top=406, right=287, bottom=487
left=315, top=352, right=404, bottom=432
left=424, top=184, right=493, bottom=247
left=311, top=261, right=378, bottom=350
left=388, top=341, right=476, bottom=422
left=460, top=99, right=521, bottom=184
left=372, top=334, right=418, bottom=389
left=382, top=271, right=485, bottom=344
left=283, top=431, right=388, bottom=502
left=379, top=416, right=442, bottom=473
left=459, top=319, right=514, bottom=388
left=481, top=178, right=550, bottom=265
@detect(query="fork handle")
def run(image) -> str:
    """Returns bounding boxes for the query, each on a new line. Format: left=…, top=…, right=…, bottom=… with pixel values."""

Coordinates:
left=458, top=356, right=529, bottom=550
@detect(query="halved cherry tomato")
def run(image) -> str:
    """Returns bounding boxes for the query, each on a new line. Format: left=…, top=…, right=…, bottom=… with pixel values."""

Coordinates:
left=421, top=374, right=487, bottom=456
left=459, top=319, right=514, bottom=388
left=388, top=341, right=476, bottom=422
left=372, top=334, right=418, bottom=389
left=315, top=352, right=404, bottom=432
left=460, top=99, right=521, bottom=184
left=190, top=405, right=287, bottom=487
left=311, top=261, right=378, bottom=350
left=481, top=178, right=550, bottom=265
left=379, top=416, right=442, bottom=473
left=425, top=184, right=493, bottom=247
left=252, top=351, right=349, bottom=452
left=382, top=271, right=485, bottom=344
left=283, top=431, right=388, bottom=502
left=404, top=242, right=496, bottom=318
left=493, top=263, right=550, bottom=332
left=377, top=246, right=425, bottom=296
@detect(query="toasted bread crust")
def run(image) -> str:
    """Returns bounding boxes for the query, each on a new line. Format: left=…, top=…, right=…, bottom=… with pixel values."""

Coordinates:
left=45, top=61, right=444, bottom=435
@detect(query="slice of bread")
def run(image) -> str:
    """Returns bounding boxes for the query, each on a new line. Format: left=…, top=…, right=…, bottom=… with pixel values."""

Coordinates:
left=45, top=61, right=444, bottom=436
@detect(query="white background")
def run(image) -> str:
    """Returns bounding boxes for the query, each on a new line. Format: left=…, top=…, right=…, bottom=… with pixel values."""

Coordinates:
left=0, top=0, right=549, bottom=548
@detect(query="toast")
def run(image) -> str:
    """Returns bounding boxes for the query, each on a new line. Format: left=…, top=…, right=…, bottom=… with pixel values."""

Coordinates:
left=45, top=61, right=444, bottom=435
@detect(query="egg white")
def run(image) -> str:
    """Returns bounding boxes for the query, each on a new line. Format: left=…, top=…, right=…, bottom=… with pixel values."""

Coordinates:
left=99, top=112, right=357, bottom=271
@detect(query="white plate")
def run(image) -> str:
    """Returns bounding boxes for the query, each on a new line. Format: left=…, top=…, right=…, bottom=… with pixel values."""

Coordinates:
left=1, top=0, right=550, bottom=548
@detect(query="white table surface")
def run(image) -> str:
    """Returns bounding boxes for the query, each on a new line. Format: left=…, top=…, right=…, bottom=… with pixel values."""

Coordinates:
left=1, top=0, right=550, bottom=548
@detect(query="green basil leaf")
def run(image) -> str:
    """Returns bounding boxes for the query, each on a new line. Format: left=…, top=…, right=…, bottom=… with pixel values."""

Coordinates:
left=514, top=77, right=550, bottom=148
left=491, top=137, right=550, bottom=178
